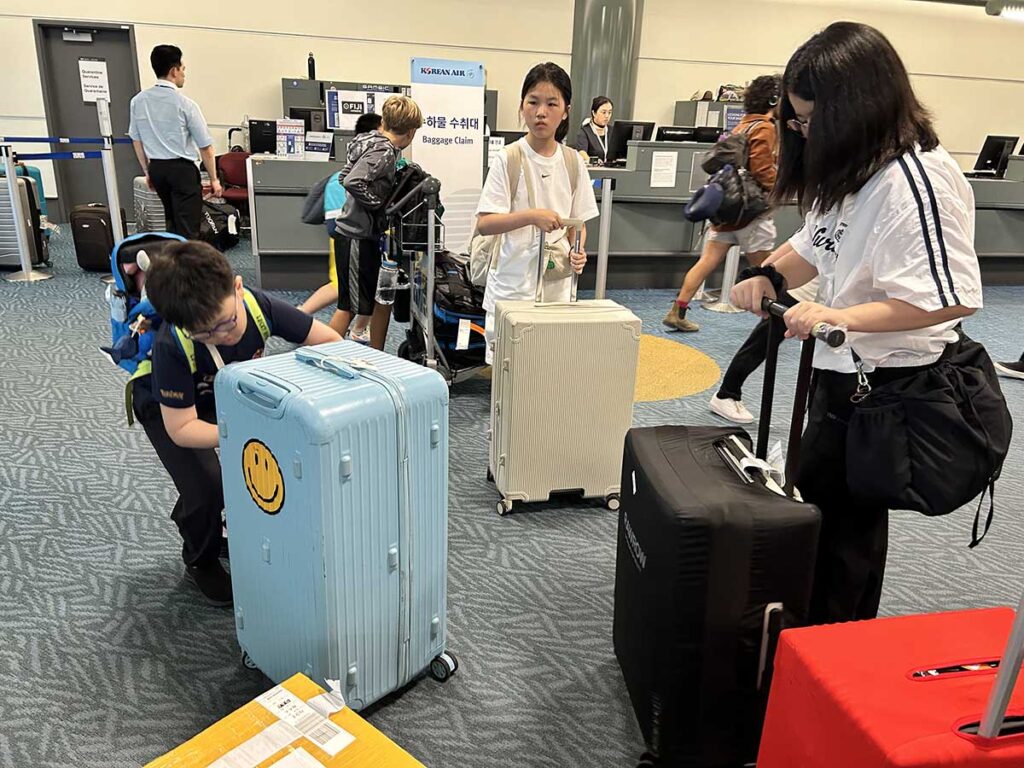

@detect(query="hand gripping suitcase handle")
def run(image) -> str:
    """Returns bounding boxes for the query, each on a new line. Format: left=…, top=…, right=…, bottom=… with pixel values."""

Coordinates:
left=755, top=298, right=816, bottom=484
left=761, top=298, right=846, bottom=347
left=534, top=218, right=585, bottom=304
left=295, top=347, right=361, bottom=380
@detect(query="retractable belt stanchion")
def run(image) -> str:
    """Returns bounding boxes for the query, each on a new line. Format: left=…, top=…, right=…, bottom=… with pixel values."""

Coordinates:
left=96, top=99, right=125, bottom=243
left=594, top=176, right=615, bottom=300
left=703, top=245, right=745, bottom=313
left=2, top=143, right=53, bottom=283
left=2, top=106, right=132, bottom=284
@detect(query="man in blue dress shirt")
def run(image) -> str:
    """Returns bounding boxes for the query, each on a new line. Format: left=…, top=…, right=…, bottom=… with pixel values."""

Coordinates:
left=128, top=45, right=223, bottom=239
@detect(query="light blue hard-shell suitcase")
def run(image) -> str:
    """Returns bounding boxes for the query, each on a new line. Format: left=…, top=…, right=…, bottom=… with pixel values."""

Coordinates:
left=215, top=341, right=457, bottom=710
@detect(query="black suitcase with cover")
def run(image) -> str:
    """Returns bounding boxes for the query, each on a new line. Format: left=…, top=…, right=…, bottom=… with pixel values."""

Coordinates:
left=614, top=309, right=824, bottom=768
left=71, top=203, right=126, bottom=271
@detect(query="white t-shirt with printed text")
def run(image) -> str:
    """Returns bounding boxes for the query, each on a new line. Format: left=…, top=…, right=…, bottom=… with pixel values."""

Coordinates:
left=475, top=138, right=600, bottom=313
left=788, top=145, right=982, bottom=373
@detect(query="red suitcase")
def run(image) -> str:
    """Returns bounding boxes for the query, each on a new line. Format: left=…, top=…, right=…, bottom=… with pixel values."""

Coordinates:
left=758, top=605, right=1024, bottom=767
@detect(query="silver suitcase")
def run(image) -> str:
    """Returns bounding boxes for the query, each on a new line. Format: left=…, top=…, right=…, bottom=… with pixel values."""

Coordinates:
left=0, top=177, right=46, bottom=267
left=489, top=222, right=641, bottom=515
left=133, top=176, right=166, bottom=231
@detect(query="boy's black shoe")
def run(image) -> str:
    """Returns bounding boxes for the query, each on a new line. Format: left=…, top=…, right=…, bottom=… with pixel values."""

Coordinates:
left=185, top=560, right=233, bottom=606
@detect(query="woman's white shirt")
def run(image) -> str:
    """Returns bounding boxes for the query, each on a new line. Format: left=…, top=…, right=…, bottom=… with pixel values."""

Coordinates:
left=789, top=145, right=982, bottom=372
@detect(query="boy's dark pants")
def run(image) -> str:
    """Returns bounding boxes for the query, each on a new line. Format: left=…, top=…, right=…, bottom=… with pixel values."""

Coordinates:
left=132, top=381, right=224, bottom=567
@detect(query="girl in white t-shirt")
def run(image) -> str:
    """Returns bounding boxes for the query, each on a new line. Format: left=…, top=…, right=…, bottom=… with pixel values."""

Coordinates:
left=731, top=22, right=985, bottom=625
left=475, top=63, right=600, bottom=363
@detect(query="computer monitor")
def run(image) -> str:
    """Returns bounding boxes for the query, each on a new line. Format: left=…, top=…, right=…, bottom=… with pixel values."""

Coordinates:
left=491, top=130, right=526, bottom=145
left=694, top=126, right=724, bottom=143
left=288, top=107, right=327, bottom=134
left=248, top=119, right=277, bottom=154
left=656, top=126, right=696, bottom=143
left=605, top=121, right=655, bottom=164
left=973, top=135, right=1018, bottom=176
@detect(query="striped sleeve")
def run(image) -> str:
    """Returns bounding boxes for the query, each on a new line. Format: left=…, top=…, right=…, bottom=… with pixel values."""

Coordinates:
left=869, top=153, right=982, bottom=311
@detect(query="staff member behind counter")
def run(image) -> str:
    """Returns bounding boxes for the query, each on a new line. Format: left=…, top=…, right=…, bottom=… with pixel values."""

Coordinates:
left=572, top=97, right=613, bottom=164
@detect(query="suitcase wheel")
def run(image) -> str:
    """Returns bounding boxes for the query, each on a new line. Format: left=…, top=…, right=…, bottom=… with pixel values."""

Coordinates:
left=240, top=650, right=258, bottom=671
left=429, top=651, right=458, bottom=683
left=636, top=752, right=657, bottom=768
left=496, top=499, right=513, bottom=516
left=605, top=493, right=621, bottom=512
left=486, top=467, right=494, bottom=484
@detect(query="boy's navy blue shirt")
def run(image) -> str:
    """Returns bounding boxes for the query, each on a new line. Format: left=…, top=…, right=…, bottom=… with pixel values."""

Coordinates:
left=150, top=288, right=312, bottom=413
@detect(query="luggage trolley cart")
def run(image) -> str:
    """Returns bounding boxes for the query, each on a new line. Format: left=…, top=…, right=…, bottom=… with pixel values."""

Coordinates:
left=389, top=175, right=488, bottom=385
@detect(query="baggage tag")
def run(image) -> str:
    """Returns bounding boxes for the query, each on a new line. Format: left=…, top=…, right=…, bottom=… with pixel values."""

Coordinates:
left=227, top=214, right=238, bottom=236
left=456, top=318, right=471, bottom=350
left=766, top=440, right=786, bottom=488
left=308, top=678, right=347, bottom=717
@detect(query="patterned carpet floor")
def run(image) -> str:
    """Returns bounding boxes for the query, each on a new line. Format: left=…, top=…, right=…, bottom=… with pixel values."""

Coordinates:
left=1, top=231, right=1023, bottom=767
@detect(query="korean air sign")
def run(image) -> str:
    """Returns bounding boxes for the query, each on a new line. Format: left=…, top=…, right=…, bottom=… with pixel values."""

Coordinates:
left=411, top=58, right=483, bottom=87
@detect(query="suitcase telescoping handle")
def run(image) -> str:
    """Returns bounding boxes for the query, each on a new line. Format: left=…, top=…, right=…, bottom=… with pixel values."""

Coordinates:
left=978, top=591, right=1024, bottom=738
left=755, top=298, right=817, bottom=495
left=295, top=347, right=362, bottom=380
left=762, top=298, right=846, bottom=348
left=534, top=218, right=585, bottom=304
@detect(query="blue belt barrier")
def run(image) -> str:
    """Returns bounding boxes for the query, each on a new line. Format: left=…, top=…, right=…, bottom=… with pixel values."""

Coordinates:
left=15, top=151, right=103, bottom=161
left=0, top=136, right=132, bottom=145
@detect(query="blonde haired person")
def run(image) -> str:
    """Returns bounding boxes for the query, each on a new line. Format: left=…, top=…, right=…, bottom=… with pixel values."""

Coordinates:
left=330, top=95, right=423, bottom=350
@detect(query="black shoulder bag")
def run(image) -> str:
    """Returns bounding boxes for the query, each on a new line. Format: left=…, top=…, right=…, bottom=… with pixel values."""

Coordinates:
left=845, top=329, right=1013, bottom=546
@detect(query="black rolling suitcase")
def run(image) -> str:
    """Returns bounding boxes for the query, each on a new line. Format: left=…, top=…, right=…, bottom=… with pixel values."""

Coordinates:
left=71, top=203, right=125, bottom=271
left=615, top=303, right=833, bottom=768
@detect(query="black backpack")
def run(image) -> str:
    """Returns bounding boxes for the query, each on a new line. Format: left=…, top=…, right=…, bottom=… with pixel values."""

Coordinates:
left=200, top=199, right=241, bottom=251
left=708, top=164, right=772, bottom=229
left=701, top=118, right=770, bottom=175
left=686, top=120, right=771, bottom=229
left=434, top=250, right=484, bottom=316
left=385, top=163, right=444, bottom=251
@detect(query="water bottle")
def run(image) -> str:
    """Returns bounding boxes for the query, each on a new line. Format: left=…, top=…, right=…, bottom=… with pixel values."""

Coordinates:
left=106, top=283, right=127, bottom=323
left=375, top=258, right=399, bottom=305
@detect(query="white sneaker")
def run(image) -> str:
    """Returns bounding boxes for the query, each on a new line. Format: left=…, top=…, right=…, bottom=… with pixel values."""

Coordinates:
left=709, top=395, right=754, bottom=424
left=995, top=360, right=1024, bottom=380
left=350, top=327, right=371, bottom=345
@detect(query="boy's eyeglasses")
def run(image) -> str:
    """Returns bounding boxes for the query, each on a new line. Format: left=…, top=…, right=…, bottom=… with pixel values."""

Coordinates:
left=787, top=116, right=811, bottom=137
left=189, top=294, right=239, bottom=341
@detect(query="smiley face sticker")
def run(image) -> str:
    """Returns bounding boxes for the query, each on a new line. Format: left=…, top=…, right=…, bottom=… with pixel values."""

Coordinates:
left=242, top=439, right=285, bottom=514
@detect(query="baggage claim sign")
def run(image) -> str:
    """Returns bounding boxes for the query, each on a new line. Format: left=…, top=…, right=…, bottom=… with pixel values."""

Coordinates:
left=410, top=58, right=485, bottom=248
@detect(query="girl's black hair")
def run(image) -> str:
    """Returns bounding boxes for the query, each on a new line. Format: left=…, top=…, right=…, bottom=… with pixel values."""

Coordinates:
left=521, top=62, right=573, bottom=142
left=774, top=21, right=939, bottom=213
left=591, top=96, right=613, bottom=115
left=743, top=75, right=780, bottom=115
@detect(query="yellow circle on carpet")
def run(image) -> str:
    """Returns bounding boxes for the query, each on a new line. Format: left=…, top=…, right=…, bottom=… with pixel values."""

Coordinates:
left=635, top=334, right=720, bottom=403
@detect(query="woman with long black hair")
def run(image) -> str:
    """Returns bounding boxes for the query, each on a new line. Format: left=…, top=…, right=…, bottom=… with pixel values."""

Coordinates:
left=731, top=22, right=989, bottom=624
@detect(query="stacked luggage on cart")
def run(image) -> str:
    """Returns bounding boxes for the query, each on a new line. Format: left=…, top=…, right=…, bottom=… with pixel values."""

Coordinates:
left=385, top=165, right=491, bottom=383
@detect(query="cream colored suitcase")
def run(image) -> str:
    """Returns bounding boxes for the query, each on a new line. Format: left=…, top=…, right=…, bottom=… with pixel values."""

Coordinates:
left=489, top=223, right=641, bottom=515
